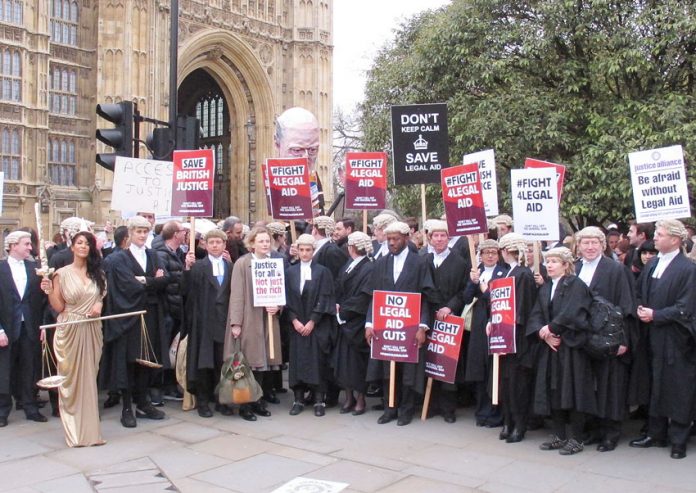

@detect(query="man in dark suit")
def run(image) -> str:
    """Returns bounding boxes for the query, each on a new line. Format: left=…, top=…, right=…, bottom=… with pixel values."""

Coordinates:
left=365, top=221, right=435, bottom=426
left=630, top=219, right=696, bottom=459
left=0, top=231, right=50, bottom=426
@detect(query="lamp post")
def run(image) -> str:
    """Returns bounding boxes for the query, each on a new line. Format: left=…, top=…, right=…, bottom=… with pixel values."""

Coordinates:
left=245, top=116, right=256, bottom=225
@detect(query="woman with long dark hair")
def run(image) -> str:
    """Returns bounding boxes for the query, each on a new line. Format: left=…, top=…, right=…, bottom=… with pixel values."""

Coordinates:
left=45, top=231, right=107, bottom=447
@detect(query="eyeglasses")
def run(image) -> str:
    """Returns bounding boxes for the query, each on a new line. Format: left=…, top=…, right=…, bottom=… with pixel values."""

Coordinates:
left=288, top=146, right=319, bottom=157
left=481, top=250, right=499, bottom=255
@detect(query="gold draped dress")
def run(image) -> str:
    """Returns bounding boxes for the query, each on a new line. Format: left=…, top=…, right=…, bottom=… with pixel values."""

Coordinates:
left=54, top=267, right=105, bottom=447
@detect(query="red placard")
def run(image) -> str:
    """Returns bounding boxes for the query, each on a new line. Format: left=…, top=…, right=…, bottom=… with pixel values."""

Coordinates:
left=425, top=315, right=465, bottom=384
left=266, top=157, right=313, bottom=220
left=171, top=149, right=215, bottom=217
left=488, top=277, right=516, bottom=354
left=441, top=163, right=488, bottom=235
left=371, top=290, right=421, bottom=363
left=344, top=151, right=387, bottom=210
left=524, top=158, right=566, bottom=203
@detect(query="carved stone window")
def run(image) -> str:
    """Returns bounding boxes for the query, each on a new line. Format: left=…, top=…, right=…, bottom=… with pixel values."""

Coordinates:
left=0, top=126, right=20, bottom=180
left=47, top=137, right=76, bottom=186
left=50, top=0, right=78, bottom=46
left=0, top=0, right=23, bottom=25
left=49, top=65, right=77, bottom=115
left=0, top=48, right=20, bottom=102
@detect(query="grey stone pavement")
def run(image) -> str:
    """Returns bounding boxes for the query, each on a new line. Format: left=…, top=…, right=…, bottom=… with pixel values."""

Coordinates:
left=3, top=390, right=696, bottom=493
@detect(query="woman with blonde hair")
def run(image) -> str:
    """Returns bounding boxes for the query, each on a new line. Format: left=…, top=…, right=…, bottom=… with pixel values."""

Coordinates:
left=526, top=246, right=595, bottom=455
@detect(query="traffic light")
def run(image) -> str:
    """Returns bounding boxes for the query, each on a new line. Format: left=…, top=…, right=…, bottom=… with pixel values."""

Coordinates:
left=176, top=116, right=201, bottom=150
left=146, top=127, right=174, bottom=160
left=95, top=101, right=134, bottom=171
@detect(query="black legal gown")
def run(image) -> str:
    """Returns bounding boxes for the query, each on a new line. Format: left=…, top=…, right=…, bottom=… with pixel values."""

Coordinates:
left=526, top=275, right=596, bottom=416
left=575, top=256, right=636, bottom=422
left=365, top=250, right=435, bottom=393
left=636, top=253, right=696, bottom=424
left=285, top=261, right=337, bottom=391
left=314, top=241, right=349, bottom=288
left=332, top=257, right=374, bottom=392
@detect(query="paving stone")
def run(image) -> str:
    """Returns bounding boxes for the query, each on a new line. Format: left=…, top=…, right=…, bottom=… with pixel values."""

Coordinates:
left=190, top=434, right=274, bottom=461
left=150, top=447, right=230, bottom=479
left=87, top=457, right=174, bottom=491
left=192, top=453, right=320, bottom=492
left=32, top=473, right=93, bottom=493
left=270, top=434, right=342, bottom=454
left=378, top=475, right=476, bottom=493
left=173, top=477, right=241, bottom=493
left=305, top=460, right=406, bottom=492
left=407, top=465, right=484, bottom=489
left=0, top=456, right=79, bottom=491
left=152, top=421, right=225, bottom=444
left=0, top=436, right=52, bottom=463
left=403, top=444, right=514, bottom=478
left=271, top=446, right=340, bottom=466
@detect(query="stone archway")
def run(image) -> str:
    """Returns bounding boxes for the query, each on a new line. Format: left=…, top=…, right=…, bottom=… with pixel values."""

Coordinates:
left=177, top=30, right=276, bottom=221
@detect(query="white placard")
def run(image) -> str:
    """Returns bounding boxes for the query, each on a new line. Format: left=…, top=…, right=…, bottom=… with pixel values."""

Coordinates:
left=463, top=149, right=498, bottom=216
left=252, top=257, right=286, bottom=307
left=271, top=478, right=349, bottom=493
left=511, top=167, right=559, bottom=241
left=629, top=145, right=691, bottom=223
left=0, top=171, right=4, bottom=215
left=111, top=156, right=173, bottom=216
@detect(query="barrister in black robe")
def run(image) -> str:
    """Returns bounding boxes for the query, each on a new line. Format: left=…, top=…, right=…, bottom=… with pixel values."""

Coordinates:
left=181, top=230, right=232, bottom=417
left=332, top=232, right=374, bottom=415
left=365, top=223, right=435, bottom=426
left=526, top=247, right=595, bottom=454
left=629, top=220, right=696, bottom=459
left=101, top=217, right=170, bottom=427
left=426, top=222, right=470, bottom=423
left=496, top=233, right=539, bottom=443
left=285, top=234, right=337, bottom=416
left=312, top=216, right=349, bottom=284
left=574, top=227, right=636, bottom=451
left=462, top=239, right=507, bottom=427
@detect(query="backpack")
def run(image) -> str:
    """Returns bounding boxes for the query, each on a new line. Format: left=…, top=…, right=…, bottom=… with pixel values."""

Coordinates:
left=584, top=294, right=625, bottom=360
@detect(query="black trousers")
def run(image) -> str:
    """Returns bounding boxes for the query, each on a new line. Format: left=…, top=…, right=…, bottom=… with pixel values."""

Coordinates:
left=551, top=409, right=585, bottom=441
left=123, top=363, right=155, bottom=408
left=381, top=377, right=416, bottom=419
left=0, top=327, right=40, bottom=418
left=195, top=342, right=224, bottom=406
left=648, top=416, right=691, bottom=446
left=500, top=363, right=533, bottom=432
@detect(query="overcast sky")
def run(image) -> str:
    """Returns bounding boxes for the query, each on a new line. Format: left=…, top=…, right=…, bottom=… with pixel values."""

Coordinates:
left=332, top=0, right=451, bottom=113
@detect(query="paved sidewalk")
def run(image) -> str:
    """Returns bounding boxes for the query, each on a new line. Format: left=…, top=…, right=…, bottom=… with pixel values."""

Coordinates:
left=2, top=391, right=696, bottom=492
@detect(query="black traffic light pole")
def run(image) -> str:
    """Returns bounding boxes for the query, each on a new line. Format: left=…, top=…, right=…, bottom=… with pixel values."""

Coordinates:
left=169, top=0, right=178, bottom=143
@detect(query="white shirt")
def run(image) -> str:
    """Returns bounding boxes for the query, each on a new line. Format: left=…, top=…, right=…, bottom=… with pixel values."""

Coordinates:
left=145, top=231, right=155, bottom=248
left=300, top=260, right=312, bottom=292
left=345, top=255, right=365, bottom=274
left=432, top=248, right=450, bottom=268
left=392, top=247, right=409, bottom=284
left=129, top=243, right=148, bottom=272
left=480, top=265, right=496, bottom=284
left=375, top=241, right=389, bottom=259
left=208, top=254, right=225, bottom=276
left=652, top=249, right=679, bottom=279
left=578, top=256, right=601, bottom=287
left=506, top=262, right=518, bottom=276
left=550, top=277, right=561, bottom=300
left=8, top=256, right=27, bottom=300
left=313, top=238, right=330, bottom=257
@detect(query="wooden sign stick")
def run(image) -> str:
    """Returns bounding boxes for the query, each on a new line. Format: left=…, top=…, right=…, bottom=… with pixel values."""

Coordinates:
left=492, top=353, right=500, bottom=405
left=363, top=210, right=368, bottom=233
left=533, top=241, right=541, bottom=275
left=467, top=235, right=477, bottom=269
left=189, top=216, right=196, bottom=253
left=421, top=377, right=433, bottom=421
left=290, top=220, right=298, bottom=243
left=267, top=311, right=275, bottom=360
left=388, top=360, right=396, bottom=408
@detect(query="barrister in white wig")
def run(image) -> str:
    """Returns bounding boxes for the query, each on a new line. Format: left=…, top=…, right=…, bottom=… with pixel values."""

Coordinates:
left=365, top=221, right=435, bottom=426
left=332, top=232, right=374, bottom=416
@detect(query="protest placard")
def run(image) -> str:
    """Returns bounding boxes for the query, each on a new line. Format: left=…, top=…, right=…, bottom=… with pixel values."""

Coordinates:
left=390, top=103, right=449, bottom=185
left=0, top=171, right=4, bottom=215
left=111, top=156, right=173, bottom=216
left=629, top=145, right=691, bottom=223
left=370, top=290, right=421, bottom=364
left=441, top=164, right=488, bottom=236
left=171, top=149, right=214, bottom=217
left=252, top=257, right=286, bottom=307
left=344, top=151, right=387, bottom=210
left=463, top=149, right=498, bottom=216
left=266, top=157, right=313, bottom=220
left=511, top=167, right=559, bottom=241
left=488, top=277, right=516, bottom=354
left=425, top=316, right=465, bottom=384
left=525, top=158, right=566, bottom=203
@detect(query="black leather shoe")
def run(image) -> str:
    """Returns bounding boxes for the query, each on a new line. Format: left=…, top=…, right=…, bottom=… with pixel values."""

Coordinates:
left=671, top=444, right=687, bottom=459
left=0, top=417, right=7, bottom=427
left=197, top=405, right=213, bottom=418
left=444, top=414, right=456, bottom=424
left=352, top=407, right=366, bottom=416
left=314, top=404, right=326, bottom=417
left=104, top=394, right=120, bottom=409
left=289, top=402, right=304, bottom=416
left=26, top=412, right=47, bottom=423
left=121, top=409, right=136, bottom=428
left=499, top=425, right=510, bottom=440
left=340, top=403, right=354, bottom=414
left=215, top=404, right=234, bottom=416
left=253, top=404, right=272, bottom=417
left=136, top=404, right=165, bottom=420
left=239, top=407, right=257, bottom=421
left=506, top=429, right=525, bottom=443
left=629, top=436, right=668, bottom=448
left=397, top=415, right=413, bottom=426
left=263, top=392, right=280, bottom=405
left=377, top=412, right=396, bottom=424
left=597, top=440, right=617, bottom=452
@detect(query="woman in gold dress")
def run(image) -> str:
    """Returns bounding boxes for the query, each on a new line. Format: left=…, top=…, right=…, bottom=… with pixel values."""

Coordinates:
left=44, top=231, right=106, bottom=447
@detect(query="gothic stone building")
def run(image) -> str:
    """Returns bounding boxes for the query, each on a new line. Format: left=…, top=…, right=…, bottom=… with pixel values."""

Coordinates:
left=0, top=0, right=332, bottom=237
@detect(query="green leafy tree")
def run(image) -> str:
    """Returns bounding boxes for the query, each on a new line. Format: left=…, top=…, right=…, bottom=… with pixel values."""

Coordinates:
left=360, top=0, right=696, bottom=229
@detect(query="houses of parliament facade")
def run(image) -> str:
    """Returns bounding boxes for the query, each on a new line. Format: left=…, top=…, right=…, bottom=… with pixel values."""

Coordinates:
left=0, top=0, right=332, bottom=235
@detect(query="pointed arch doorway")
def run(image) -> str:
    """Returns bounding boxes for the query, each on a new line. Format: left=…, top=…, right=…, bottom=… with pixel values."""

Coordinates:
left=178, top=69, right=231, bottom=218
